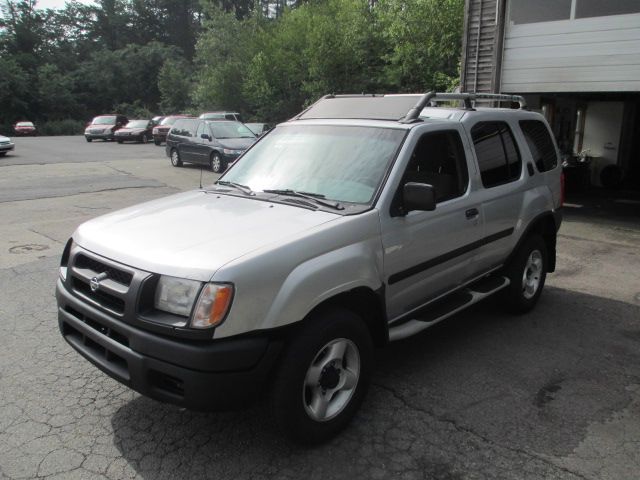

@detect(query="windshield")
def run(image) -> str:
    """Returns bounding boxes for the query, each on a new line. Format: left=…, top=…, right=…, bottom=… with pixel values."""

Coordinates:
left=210, top=122, right=255, bottom=139
left=161, top=116, right=182, bottom=126
left=126, top=120, right=149, bottom=128
left=17, top=122, right=34, bottom=127
left=92, top=116, right=116, bottom=125
left=201, top=113, right=226, bottom=120
left=220, top=125, right=405, bottom=204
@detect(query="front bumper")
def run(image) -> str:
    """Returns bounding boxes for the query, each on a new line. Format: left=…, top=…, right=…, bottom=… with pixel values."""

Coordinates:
left=56, top=279, right=282, bottom=410
left=116, top=134, right=144, bottom=142
left=0, top=143, right=14, bottom=153
left=153, top=132, right=168, bottom=142
left=85, top=131, right=115, bottom=140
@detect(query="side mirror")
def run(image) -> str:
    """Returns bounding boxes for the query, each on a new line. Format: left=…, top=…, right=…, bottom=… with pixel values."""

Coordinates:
left=201, top=133, right=211, bottom=141
left=403, top=182, right=436, bottom=212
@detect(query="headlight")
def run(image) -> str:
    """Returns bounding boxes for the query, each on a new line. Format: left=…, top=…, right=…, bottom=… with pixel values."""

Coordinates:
left=222, top=148, right=243, bottom=155
left=59, top=238, right=72, bottom=281
left=192, top=283, right=234, bottom=328
left=152, top=128, right=159, bottom=134
left=154, top=276, right=201, bottom=317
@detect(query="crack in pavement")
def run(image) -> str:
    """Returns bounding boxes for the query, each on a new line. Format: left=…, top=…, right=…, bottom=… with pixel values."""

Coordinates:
left=371, top=381, right=590, bottom=480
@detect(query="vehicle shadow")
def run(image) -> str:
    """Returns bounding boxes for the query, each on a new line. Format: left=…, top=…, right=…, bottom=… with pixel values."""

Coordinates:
left=110, top=286, right=640, bottom=479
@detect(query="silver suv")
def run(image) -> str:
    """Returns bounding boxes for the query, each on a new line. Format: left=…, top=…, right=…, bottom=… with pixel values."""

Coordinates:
left=56, top=92, right=563, bottom=444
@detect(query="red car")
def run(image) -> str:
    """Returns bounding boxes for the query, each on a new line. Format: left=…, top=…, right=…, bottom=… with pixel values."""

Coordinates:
left=152, top=115, right=193, bottom=145
left=14, top=121, right=36, bottom=136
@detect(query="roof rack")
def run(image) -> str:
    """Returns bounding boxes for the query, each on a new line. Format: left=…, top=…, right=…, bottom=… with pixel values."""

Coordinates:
left=293, top=92, right=527, bottom=123
left=400, top=92, right=527, bottom=123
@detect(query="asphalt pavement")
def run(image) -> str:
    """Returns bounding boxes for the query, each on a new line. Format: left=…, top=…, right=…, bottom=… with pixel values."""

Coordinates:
left=1, top=137, right=639, bottom=479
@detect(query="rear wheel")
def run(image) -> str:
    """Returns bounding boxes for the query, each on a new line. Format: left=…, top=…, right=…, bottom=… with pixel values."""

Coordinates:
left=503, top=234, right=547, bottom=313
left=170, top=148, right=182, bottom=167
left=141, top=134, right=148, bottom=144
left=210, top=153, right=224, bottom=173
left=154, top=139, right=161, bottom=146
left=86, top=138, right=92, bottom=142
left=270, top=307, right=373, bottom=445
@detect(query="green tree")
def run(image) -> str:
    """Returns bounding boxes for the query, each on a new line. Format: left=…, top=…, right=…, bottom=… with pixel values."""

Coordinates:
left=376, top=0, right=464, bottom=92
left=158, top=58, right=192, bottom=113
left=36, top=63, right=80, bottom=120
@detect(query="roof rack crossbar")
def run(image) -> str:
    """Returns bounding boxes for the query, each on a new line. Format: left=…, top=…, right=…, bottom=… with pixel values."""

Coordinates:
left=400, top=91, right=527, bottom=122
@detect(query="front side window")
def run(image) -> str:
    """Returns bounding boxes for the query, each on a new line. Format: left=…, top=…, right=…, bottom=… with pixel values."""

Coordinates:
left=221, top=125, right=406, bottom=204
left=403, top=130, right=469, bottom=203
left=471, top=122, right=522, bottom=188
left=510, top=0, right=571, bottom=24
left=519, top=120, right=558, bottom=172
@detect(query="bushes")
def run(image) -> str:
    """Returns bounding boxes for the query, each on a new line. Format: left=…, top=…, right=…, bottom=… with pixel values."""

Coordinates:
left=38, top=120, right=86, bottom=136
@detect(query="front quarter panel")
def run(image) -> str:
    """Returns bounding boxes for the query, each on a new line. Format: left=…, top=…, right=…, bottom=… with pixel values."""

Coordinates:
left=212, top=210, right=384, bottom=339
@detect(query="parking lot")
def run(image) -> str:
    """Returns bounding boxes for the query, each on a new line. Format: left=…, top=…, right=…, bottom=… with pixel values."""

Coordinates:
left=1, top=136, right=640, bottom=479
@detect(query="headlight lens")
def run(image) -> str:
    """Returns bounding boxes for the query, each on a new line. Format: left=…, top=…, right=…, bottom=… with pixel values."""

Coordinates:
left=154, top=276, right=201, bottom=317
left=222, top=148, right=243, bottom=155
left=191, top=283, right=234, bottom=328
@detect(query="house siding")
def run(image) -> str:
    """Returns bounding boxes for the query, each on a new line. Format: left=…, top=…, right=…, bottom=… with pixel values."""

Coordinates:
left=501, top=13, right=640, bottom=93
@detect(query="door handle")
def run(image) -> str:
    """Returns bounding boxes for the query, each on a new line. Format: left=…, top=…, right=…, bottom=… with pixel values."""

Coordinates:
left=465, top=208, right=479, bottom=219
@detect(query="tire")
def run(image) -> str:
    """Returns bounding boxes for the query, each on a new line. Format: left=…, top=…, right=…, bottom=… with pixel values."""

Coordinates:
left=154, top=139, right=161, bottom=146
left=170, top=148, right=182, bottom=167
left=210, top=153, right=224, bottom=173
left=86, top=138, right=92, bottom=142
left=0, top=152, right=6, bottom=157
left=502, top=234, right=547, bottom=313
left=117, top=140, right=123, bottom=144
left=270, top=307, right=373, bottom=445
left=141, top=134, right=148, bottom=144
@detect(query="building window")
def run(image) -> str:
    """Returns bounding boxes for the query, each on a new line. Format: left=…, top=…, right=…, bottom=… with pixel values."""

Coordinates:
left=510, top=0, right=572, bottom=24
left=576, top=0, right=640, bottom=19
left=471, top=122, right=522, bottom=188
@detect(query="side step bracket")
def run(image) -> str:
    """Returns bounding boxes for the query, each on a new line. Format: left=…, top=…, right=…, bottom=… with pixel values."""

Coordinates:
left=388, top=276, right=510, bottom=342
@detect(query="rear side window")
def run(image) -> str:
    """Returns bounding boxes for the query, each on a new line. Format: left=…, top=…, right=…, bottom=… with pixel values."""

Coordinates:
left=471, top=122, right=522, bottom=188
left=519, top=120, right=557, bottom=172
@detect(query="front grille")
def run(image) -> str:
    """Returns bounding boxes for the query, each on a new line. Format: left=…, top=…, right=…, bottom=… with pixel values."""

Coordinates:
left=0, top=141, right=9, bottom=146
left=75, top=254, right=133, bottom=286
left=73, top=277, right=125, bottom=314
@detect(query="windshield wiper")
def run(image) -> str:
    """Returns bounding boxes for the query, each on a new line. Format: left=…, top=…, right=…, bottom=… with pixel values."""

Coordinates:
left=262, top=189, right=344, bottom=210
left=215, top=180, right=255, bottom=196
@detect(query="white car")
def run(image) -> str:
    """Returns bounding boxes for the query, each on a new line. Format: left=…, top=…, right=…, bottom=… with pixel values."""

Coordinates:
left=0, top=135, right=15, bottom=156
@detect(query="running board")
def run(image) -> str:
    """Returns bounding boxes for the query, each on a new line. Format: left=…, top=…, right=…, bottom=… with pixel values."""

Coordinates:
left=388, top=276, right=510, bottom=342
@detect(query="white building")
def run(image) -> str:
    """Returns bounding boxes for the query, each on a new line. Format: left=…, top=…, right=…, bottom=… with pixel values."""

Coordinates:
left=461, top=0, right=640, bottom=190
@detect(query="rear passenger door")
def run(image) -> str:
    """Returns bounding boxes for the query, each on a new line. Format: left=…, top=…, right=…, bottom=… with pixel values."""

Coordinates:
left=466, top=120, right=525, bottom=273
left=381, top=126, right=484, bottom=320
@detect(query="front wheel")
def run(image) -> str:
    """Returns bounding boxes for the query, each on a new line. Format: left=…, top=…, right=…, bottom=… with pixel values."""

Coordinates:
left=210, top=153, right=224, bottom=173
left=154, top=139, right=161, bottom=146
left=86, top=137, right=92, bottom=142
left=502, top=234, right=547, bottom=313
left=141, top=134, right=148, bottom=144
left=270, top=307, right=373, bottom=445
left=117, top=139, right=123, bottom=144
left=170, top=149, right=182, bottom=167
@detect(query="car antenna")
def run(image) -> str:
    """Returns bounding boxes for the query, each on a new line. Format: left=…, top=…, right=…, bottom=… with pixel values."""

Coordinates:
left=199, top=165, right=203, bottom=190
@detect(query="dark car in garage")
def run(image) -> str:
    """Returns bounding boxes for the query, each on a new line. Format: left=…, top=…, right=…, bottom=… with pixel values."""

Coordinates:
left=165, top=119, right=257, bottom=173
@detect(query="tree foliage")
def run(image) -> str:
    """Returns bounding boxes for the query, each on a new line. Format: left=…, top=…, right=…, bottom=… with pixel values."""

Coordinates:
left=0, top=0, right=464, bottom=131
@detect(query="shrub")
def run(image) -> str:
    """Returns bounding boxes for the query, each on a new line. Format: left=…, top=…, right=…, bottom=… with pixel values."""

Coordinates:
left=38, top=119, right=86, bottom=136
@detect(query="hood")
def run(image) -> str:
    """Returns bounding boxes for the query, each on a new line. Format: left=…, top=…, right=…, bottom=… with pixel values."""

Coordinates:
left=116, top=128, right=145, bottom=134
left=87, top=123, right=115, bottom=129
left=218, top=138, right=256, bottom=150
left=74, top=191, right=339, bottom=281
left=0, top=136, right=11, bottom=142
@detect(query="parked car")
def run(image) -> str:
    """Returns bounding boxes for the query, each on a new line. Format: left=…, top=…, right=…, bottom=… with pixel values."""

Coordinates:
left=152, top=115, right=193, bottom=145
left=115, top=120, right=154, bottom=144
left=56, top=92, right=562, bottom=444
left=245, top=123, right=271, bottom=137
left=199, top=111, right=243, bottom=122
left=151, top=116, right=165, bottom=126
left=14, top=121, right=36, bottom=136
left=0, top=135, right=15, bottom=156
left=166, top=119, right=257, bottom=173
left=84, top=114, right=128, bottom=142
